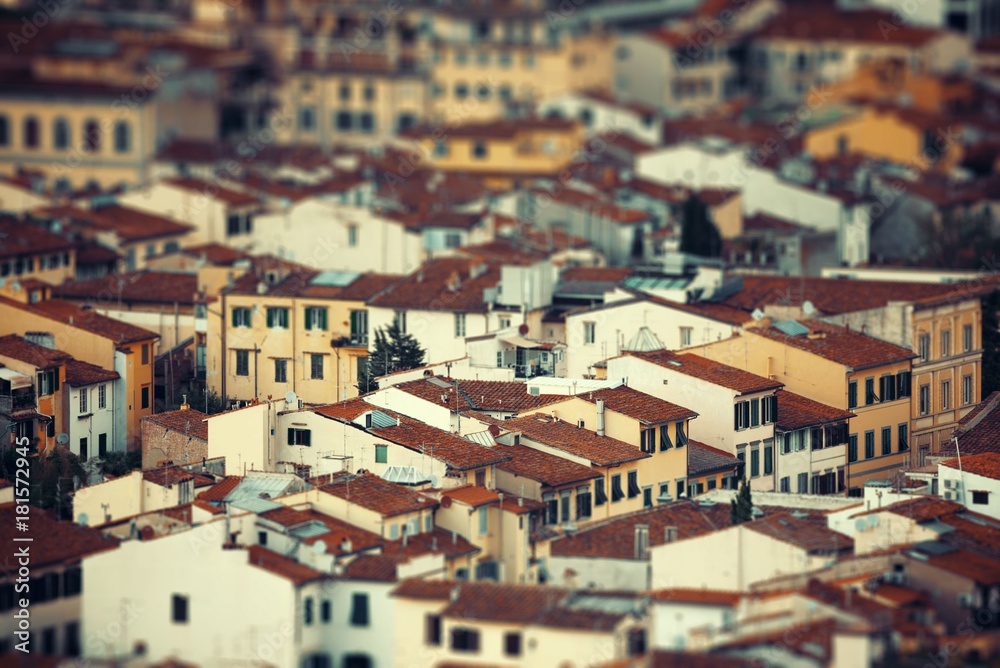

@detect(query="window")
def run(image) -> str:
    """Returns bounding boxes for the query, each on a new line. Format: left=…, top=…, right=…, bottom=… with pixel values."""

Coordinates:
left=750, top=399, right=760, bottom=427
left=865, top=430, right=875, bottom=459
left=23, top=116, right=39, bottom=149
left=972, top=490, right=990, bottom=505
left=358, top=112, right=375, bottom=133
left=304, top=597, right=314, bottom=626
left=426, top=615, right=442, bottom=645
left=434, top=141, right=448, bottom=157
left=763, top=442, right=773, bottom=475
left=675, top=421, right=687, bottom=447
left=595, top=478, right=607, bottom=505
left=734, top=401, right=750, bottom=430
left=544, top=494, right=557, bottom=525
left=266, top=307, right=289, bottom=329
left=627, top=471, right=640, bottom=498
left=848, top=434, right=858, bottom=462
left=288, top=428, right=311, bottom=446
left=235, top=350, right=249, bottom=376
left=455, top=313, right=466, bottom=338
left=350, top=593, right=369, bottom=626
left=659, top=424, right=672, bottom=451
left=611, top=474, right=624, bottom=502
left=451, top=628, right=480, bottom=652
left=897, top=371, right=912, bottom=398
left=84, top=119, right=100, bottom=152
left=141, top=344, right=149, bottom=365
left=274, top=359, right=287, bottom=383
left=339, top=81, right=351, bottom=101
left=941, top=330, right=951, bottom=357
left=677, top=479, right=685, bottom=498
left=321, top=600, right=331, bottom=623
left=584, top=322, right=595, bottom=344
left=299, top=107, right=317, bottom=130
left=98, top=434, right=107, bottom=457
left=941, top=380, right=951, bottom=410
left=305, top=307, right=328, bottom=331
left=898, top=423, right=908, bottom=452
left=576, top=486, right=592, bottom=519
left=879, top=375, right=897, bottom=402
left=964, top=324, right=973, bottom=352
left=0, top=115, right=7, bottom=146
left=750, top=448, right=759, bottom=478
left=232, top=307, right=252, bottom=328
left=42, top=627, right=55, bottom=655
left=454, top=82, right=469, bottom=99
left=797, top=472, right=808, bottom=493
left=335, top=111, right=353, bottom=131
left=395, top=311, right=407, bottom=333
left=918, top=333, right=930, bottom=362
left=504, top=632, right=522, bottom=657
left=964, top=374, right=974, bottom=405
left=113, top=121, right=130, bottom=153
left=881, top=426, right=891, bottom=456
left=560, top=493, right=570, bottom=522
left=780, top=477, right=790, bottom=493
left=53, top=118, right=69, bottom=150
left=141, top=386, right=149, bottom=410
left=761, top=395, right=776, bottom=424
left=919, top=384, right=930, bottom=415
left=79, top=390, right=87, bottom=414
left=472, top=140, right=487, bottom=159
left=679, top=326, right=692, bottom=346
left=478, top=506, right=488, bottom=535
left=375, top=444, right=387, bottom=463
left=865, top=377, right=878, bottom=405
left=172, top=594, right=189, bottom=623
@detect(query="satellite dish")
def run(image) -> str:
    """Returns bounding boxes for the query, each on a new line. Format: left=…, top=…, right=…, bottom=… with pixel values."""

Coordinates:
left=855, top=518, right=868, bottom=532
left=285, top=391, right=297, bottom=405
left=802, top=300, right=815, bottom=316
left=56, top=433, right=69, bottom=445
left=518, top=323, right=529, bottom=335
left=751, top=308, right=765, bottom=322
left=868, top=514, right=880, bottom=528
left=428, top=474, right=440, bottom=488
left=77, top=513, right=89, bottom=526
left=312, top=540, right=326, bottom=555
left=440, top=496, right=452, bottom=509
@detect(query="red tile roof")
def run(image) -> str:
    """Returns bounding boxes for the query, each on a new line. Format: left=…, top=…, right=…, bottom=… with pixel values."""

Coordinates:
left=196, top=476, right=242, bottom=502
left=572, top=386, right=698, bottom=425
left=496, top=444, right=602, bottom=488
left=64, top=359, right=120, bottom=386
left=927, top=548, right=1000, bottom=586
left=687, top=440, right=743, bottom=477
left=246, top=545, right=328, bottom=586
left=626, top=350, right=782, bottom=395
left=440, top=485, right=541, bottom=514
left=320, top=471, right=438, bottom=517
left=178, top=243, right=251, bottom=266
left=164, top=177, right=262, bottom=207
left=143, top=408, right=209, bottom=441
left=750, top=319, right=916, bottom=371
left=258, top=505, right=383, bottom=555
left=551, top=499, right=728, bottom=559
left=949, top=393, right=1000, bottom=456
left=312, top=397, right=377, bottom=422
left=0, top=333, right=70, bottom=368
left=53, top=271, right=201, bottom=306
left=852, top=496, right=964, bottom=522
left=39, top=204, right=194, bottom=243
left=341, top=554, right=401, bottom=582
left=0, top=297, right=158, bottom=346
left=393, top=376, right=564, bottom=414
left=649, top=588, right=742, bottom=606
left=0, top=219, right=77, bottom=260
left=367, top=257, right=500, bottom=313
left=391, top=578, right=457, bottom=600
left=372, top=418, right=511, bottom=471
left=939, top=452, right=1000, bottom=480
left=755, top=5, right=944, bottom=45
left=746, top=513, right=853, bottom=554
left=0, top=502, right=119, bottom=569
left=382, top=527, right=481, bottom=560
left=502, top=413, right=650, bottom=468
left=532, top=187, right=653, bottom=225
left=775, top=390, right=855, bottom=430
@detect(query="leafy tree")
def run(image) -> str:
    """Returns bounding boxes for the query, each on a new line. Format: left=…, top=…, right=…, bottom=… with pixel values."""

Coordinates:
left=982, top=290, right=1000, bottom=400
left=358, top=322, right=426, bottom=393
left=99, top=450, right=143, bottom=477
left=679, top=194, right=722, bottom=258
left=182, top=387, right=227, bottom=415
left=730, top=477, right=754, bottom=526
left=0, top=444, right=85, bottom=520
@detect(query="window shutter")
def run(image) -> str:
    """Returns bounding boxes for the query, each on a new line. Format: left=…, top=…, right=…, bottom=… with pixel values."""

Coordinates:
left=734, top=404, right=740, bottom=430
left=231, top=309, right=238, bottom=327
left=319, top=309, right=327, bottom=330
left=288, top=428, right=294, bottom=444
left=771, top=395, right=778, bottom=423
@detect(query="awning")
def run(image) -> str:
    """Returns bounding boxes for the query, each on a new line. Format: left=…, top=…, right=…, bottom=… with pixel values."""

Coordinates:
left=500, top=335, right=547, bottom=350
left=0, top=368, right=32, bottom=390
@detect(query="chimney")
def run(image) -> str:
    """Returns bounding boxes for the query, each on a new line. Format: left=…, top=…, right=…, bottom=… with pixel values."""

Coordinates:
left=341, top=537, right=353, bottom=553
left=634, top=524, right=650, bottom=560
left=450, top=585, right=461, bottom=602
left=403, top=531, right=408, bottom=547
left=180, top=394, right=189, bottom=411
left=432, top=534, right=438, bottom=551
left=664, top=526, right=678, bottom=543
left=596, top=399, right=606, bottom=437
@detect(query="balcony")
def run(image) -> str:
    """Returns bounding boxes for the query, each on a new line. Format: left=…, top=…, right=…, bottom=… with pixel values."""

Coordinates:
left=0, top=389, right=38, bottom=419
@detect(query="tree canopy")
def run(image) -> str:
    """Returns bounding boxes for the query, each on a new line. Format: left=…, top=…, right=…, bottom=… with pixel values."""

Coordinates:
left=679, top=194, right=722, bottom=258
left=358, top=321, right=426, bottom=393
left=730, top=477, right=754, bottom=526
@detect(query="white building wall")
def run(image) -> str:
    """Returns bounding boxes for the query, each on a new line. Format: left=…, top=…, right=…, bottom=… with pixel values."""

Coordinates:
left=206, top=402, right=274, bottom=474
left=546, top=556, right=649, bottom=591
left=119, top=184, right=234, bottom=248
left=68, top=380, right=119, bottom=460
left=635, top=144, right=750, bottom=191
left=939, top=464, right=1000, bottom=520
left=651, top=601, right=732, bottom=651
left=537, top=92, right=662, bottom=145
left=368, top=307, right=493, bottom=367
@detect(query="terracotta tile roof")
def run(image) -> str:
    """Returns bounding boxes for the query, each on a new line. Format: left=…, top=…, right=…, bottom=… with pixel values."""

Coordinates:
left=164, top=177, right=262, bottom=208
left=179, top=243, right=251, bottom=266
left=742, top=212, right=813, bottom=234
left=341, top=554, right=401, bottom=582
left=0, top=502, right=119, bottom=569
left=496, top=444, right=602, bottom=488
left=502, top=413, right=650, bottom=468
left=721, top=275, right=998, bottom=315
left=382, top=209, right=487, bottom=232
left=367, top=257, right=500, bottom=313
left=532, top=187, right=653, bottom=225
left=648, top=589, right=742, bottom=606
left=958, top=391, right=999, bottom=427
left=939, top=452, right=1000, bottom=480
left=775, top=390, right=855, bottom=430
left=926, top=548, right=1000, bottom=586
left=457, top=238, right=551, bottom=266
left=852, top=496, right=964, bottom=522
left=319, top=471, right=439, bottom=517
left=38, top=204, right=194, bottom=243
left=196, top=476, right=243, bottom=502
left=258, top=505, right=383, bottom=555
left=246, top=545, right=327, bottom=586
left=0, top=333, right=70, bottom=368
left=626, top=350, right=782, bottom=395
left=0, top=219, right=77, bottom=260
left=143, top=408, right=209, bottom=441
left=193, top=499, right=225, bottom=515
left=1, top=297, right=158, bottom=346
left=75, top=241, right=121, bottom=265
left=141, top=465, right=214, bottom=488
left=312, top=397, right=376, bottom=422
left=751, top=319, right=917, bottom=371
left=949, top=394, right=1000, bottom=456
left=573, top=386, right=698, bottom=425
left=687, top=440, right=743, bottom=477
left=551, top=498, right=728, bottom=559
left=53, top=271, right=201, bottom=306
left=63, top=359, right=120, bottom=386
left=391, top=578, right=457, bottom=600
left=560, top=266, right=634, bottom=283
left=746, top=513, right=853, bottom=554
left=755, top=5, right=943, bottom=45
left=382, top=527, right=481, bottom=560
left=371, top=418, right=511, bottom=471
left=407, top=117, right=579, bottom=140
left=440, top=485, right=541, bottom=514
left=394, top=376, right=564, bottom=414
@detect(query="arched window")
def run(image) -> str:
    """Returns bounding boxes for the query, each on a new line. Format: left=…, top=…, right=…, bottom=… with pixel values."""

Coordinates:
left=0, top=115, right=9, bottom=146
left=114, top=121, right=130, bottom=153
left=53, top=118, right=70, bottom=150
left=83, top=119, right=100, bottom=153
left=23, top=116, right=39, bottom=149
